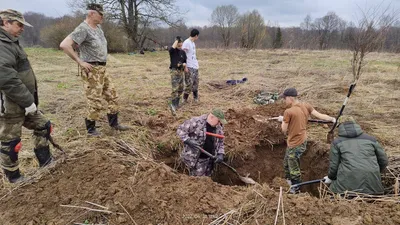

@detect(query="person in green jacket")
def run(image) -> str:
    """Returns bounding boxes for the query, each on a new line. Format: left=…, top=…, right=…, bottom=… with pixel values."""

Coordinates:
left=0, top=9, right=53, bottom=183
left=324, top=115, right=388, bottom=195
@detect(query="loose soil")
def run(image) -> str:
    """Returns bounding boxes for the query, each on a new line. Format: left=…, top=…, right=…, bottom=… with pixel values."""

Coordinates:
left=0, top=104, right=399, bottom=225
left=1, top=49, right=400, bottom=224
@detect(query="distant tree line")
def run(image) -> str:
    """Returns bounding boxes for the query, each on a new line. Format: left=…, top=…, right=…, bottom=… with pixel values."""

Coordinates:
left=18, top=4, right=400, bottom=52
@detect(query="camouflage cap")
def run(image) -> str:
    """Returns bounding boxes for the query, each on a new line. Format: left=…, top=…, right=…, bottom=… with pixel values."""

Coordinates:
left=0, top=9, right=33, bottom=27
left=211, top=108, right=227, bottom=125
left=87, top=3, right=104, bottom=15
left=338, top=115, right=356, bottom=124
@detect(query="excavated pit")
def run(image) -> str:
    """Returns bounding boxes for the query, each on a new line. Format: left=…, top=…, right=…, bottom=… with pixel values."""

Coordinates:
left=152, top=104, right=331, bottom=196
left=156, top=141, right=330, bottom=196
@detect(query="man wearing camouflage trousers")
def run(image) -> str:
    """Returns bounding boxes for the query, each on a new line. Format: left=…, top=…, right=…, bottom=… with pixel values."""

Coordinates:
left=177, top=109, right=227, bottom=176
left=182, top=29, right=200, bottom=103
left=168, top=36, right=187, bottom=115
left=278, top=88, right=336, bottom=193
left=0, top=9, right=53, bottom=182
left=60, top=3, right=128, bottom=136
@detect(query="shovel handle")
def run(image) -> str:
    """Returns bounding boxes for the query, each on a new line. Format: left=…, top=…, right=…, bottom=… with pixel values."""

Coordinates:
left=198, top=148, right=238, bottom=174
left=291, top=179, right=322, bottom=188
left=198, top=148, right=216, bottom=159
left=205, top=132, right=225, bottom=139
left=308, top=119, right=333, bottom=124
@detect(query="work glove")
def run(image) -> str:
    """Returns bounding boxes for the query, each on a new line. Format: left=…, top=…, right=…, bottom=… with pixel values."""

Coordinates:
left=25, top=103, right=37, bottom=116
left=214, top=153, right=224, bottom=163
left=184, top=139, right=201, bottom=151
left=331, top=117, right=336, bottom=123
left=277, top=115, right=284, bottom=122
left=323, top=176, right=332, bottom=184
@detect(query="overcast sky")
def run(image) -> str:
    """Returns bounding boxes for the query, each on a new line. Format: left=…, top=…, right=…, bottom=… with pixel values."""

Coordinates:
left=1, top=0, right=399, bottom=27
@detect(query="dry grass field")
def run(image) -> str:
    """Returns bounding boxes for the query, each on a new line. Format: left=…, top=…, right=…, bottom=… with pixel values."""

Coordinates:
left=0, top=48, right=399, bottom=224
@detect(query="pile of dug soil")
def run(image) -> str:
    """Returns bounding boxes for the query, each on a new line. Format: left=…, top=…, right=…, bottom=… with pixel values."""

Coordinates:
left=223, top=184, right=400, bottom=225
left=1, top=148, right=400, bottom=225
left=0, top=150, right=244, bottom=224
left=224, top=104, right=288, bottom=155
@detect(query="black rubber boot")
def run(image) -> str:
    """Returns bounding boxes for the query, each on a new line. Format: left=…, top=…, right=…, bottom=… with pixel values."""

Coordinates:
left=85, top=119, right=101, bottom=136
left=193, top=91, right=199, bottom=102
left=182, top=93, right=189, bottom=104
left=174, top=97, right=181, bottom=109
left=34, top=146, right=53, bottom=167
left=169, top=99, right=177, bottom=116
left=289, top=180, right=301, bottom=194
left=107, top=113, right=130, bottom=131
left=4, top=169, right=24, bottom=183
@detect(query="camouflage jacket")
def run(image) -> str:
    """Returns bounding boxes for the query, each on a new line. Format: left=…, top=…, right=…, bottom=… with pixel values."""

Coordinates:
left=0, top=28, right=37, bottom=116
left=177, top=114, right=225, bottom=168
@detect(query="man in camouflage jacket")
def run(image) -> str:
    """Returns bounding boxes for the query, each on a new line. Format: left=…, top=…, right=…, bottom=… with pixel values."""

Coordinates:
left=177, top=109, right=227, bottom=176
left=0, top=9, right=53, bottom=182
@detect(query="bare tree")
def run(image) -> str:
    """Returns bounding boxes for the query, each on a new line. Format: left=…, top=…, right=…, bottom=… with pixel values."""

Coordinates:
left=210, top=5, right=239, bottom=47
left=238, top=10, right=267, bottom=49
left=21, top=12, right=55, bottom=46
left=312, top=12, right=346, bottom=49
left=69, top=0, right=183, bottom=50
left=349, top=3, right=399, bottom=82
left=300, top=14, right=312, bottom=31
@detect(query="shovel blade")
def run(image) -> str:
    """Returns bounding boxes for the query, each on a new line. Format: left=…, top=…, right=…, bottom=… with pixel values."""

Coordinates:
left=239, top=176, right=257, bottom=185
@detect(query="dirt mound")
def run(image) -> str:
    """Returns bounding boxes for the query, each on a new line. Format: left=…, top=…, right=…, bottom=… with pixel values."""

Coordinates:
left=224, top=104, right=288, bottom=156
left=224, top=184, right=400, bottom=225
left=0, top=150, right=244, bottom=224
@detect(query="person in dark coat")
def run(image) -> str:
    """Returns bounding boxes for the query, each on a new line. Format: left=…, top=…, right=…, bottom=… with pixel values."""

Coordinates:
left=324, top=115, right=388, bottom=195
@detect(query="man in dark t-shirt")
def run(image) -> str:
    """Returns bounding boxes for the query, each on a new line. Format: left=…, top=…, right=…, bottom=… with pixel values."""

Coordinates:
left=168, top=36, right=187, bottom=115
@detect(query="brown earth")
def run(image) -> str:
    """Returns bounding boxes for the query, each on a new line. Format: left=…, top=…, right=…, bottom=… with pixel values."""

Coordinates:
left=0, top=150, right=245, bottom=224
left=0, top=104, right=398, bottom=225
left=1, top=48, right=400, bottom=224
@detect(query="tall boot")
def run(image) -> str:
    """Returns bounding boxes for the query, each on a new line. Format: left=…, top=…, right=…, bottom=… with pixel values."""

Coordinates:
left=4, top=169, right=24, bottom=183
left=193, top=91, right=199, bottom=102
left=174, top=97, right=181, bottom=109
left=168, top=99, right=177, bottom=116
left=182, top=93, right=189, bottom=104
left=107, top=113, right=130, bottom=131
left=289, top=179, right=301, bottom=194
left=34, top=146, right=53, bottom=167
left=85, top=119, right=101, bottom=136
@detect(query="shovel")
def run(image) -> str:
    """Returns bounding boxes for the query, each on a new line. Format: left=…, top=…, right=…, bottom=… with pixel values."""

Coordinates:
left=327, top=82, right=357, bottom=143
left=290, top=179, right=324, bottom=189
left=198, top=148, right=257, bottom=185
left=261, top=116, right=333, bottom=124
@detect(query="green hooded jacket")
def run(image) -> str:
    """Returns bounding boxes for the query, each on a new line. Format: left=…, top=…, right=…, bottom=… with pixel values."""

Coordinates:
left=328, top=121, right=388, bottom=195
left=0, top=27, right=37, bottom=116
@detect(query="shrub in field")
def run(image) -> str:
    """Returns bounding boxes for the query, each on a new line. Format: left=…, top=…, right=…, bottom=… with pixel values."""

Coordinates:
left=40, top=16, right=82, bottom=49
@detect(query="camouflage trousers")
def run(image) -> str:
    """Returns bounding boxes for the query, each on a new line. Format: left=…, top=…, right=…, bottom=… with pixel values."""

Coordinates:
left=188, top=158, right=214, bottom=177
left=189, top=68, right=199, bottom=92
left=170, top=69, right=184, bottom=100
left=283, top=141, right=307, bottom=183
left=0, top=112, right=50, bottom=172
left=81, top=65, right=118, bottom=121
left=184, top=69, right=192, bottom=94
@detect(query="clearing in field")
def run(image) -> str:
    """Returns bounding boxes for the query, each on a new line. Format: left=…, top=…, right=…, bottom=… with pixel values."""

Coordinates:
left=0, top=48, right=400, bottom=224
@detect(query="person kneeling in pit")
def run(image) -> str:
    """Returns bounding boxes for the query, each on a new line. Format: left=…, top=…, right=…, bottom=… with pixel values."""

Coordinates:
left=323, top=116, right=388, bottom=195
left=177, top=109, right=227, bottom=176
